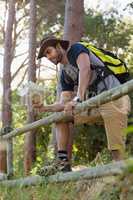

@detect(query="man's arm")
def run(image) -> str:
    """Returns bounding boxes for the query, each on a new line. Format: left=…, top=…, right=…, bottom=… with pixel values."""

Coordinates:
left=38, top=103, right=64, bottom=112
left=33, top=91, right=74, bottom=112
left=76, top=53, right=91, bottom=101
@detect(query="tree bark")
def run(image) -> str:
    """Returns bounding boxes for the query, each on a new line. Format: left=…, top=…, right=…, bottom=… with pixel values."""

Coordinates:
left=1, top=79, right=133, bottom=140
left=24, top=0, right=37, bottom=175
left=0, top=0, right=16, bottom=174
left=62, top=0, right=84, bottom=160
left=63, top=0, right=84, bottom=43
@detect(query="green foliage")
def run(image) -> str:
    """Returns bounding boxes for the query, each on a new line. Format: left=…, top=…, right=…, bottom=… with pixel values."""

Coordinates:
left=11, top=91, right=27, bottom=176
left=35, top=81, right=56, bottom=165
left=125, top=72, right=133, bottom=156
left=126, top=132, right=133, bottom=156
left=73, top=124, right=107, bottom=164
left=0, top=182, right=77, bottom=200
left=84, top=8, right=133, bottom=55
left=90, top=148, right=112, bottom=167
left=97, top=183, right=120, bottom=200
left=7, top=3, right=133, bottom=174
left=1, top=174, right=133, bottom=200
left=36, top=0, right=65, bottom=39
left=11, top=83, right=56, bottom=176
left=12, top=90, right=27, bottom=128
left=125, top=159, right=133, bottom=174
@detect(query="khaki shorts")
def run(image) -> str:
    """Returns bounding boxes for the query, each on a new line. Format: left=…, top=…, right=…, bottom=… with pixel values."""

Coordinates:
left=61, top=91, right=131, bottom=152
left=98, top=95, right=131, bottom=152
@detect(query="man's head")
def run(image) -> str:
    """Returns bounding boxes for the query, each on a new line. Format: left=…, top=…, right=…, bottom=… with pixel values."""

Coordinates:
left=37, top=36, right=69, bottom=64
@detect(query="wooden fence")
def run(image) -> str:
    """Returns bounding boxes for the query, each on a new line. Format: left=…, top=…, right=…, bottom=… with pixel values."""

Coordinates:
left=0, top=79, right=133, bottom=187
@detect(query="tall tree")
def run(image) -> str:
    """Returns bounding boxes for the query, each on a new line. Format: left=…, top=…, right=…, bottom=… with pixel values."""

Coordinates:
left=63, top=0, right=84, bottom=43
left=0, top=0, right=16, bottom=173
left=63, top=0, right=84, bottom=159
left=24, top=0, right=37, bottom=175
left=84, top=9, right=133, bottom=52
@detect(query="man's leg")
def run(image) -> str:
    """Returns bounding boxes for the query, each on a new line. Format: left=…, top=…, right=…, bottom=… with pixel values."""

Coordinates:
left=38, top=92, right=73, bottom=175
left=99, top=95, right=131, bottom=161
left=56, top=122, right=70, bottom=151
left=56, top=122, right=74, bottom=159
left=55, top=91, right=74, bottom=163
left=56, top=122, right=70, bottom=160
left=38, top=122, right=71, bottom=176
left=52, top=122, right=72, bottom=172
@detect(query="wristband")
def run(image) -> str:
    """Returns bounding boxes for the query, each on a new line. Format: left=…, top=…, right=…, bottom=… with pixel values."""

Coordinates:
left=73, top=96, right=82, bottom=103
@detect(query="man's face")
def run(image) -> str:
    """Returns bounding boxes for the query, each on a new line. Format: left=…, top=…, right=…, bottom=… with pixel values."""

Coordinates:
left=43, top=46, right=63, bottom=65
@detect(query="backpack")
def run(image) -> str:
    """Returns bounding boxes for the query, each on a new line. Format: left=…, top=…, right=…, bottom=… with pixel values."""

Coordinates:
left=80, top=42, right=130, bottom=84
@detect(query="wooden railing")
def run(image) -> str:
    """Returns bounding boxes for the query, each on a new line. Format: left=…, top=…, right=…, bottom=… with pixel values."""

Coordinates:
left=0, top=79, right=133, bottom=186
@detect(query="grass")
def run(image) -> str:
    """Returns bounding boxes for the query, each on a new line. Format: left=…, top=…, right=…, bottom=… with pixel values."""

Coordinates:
left=0, top=177, right=115, bottom=200
left=1, top=161, right=133, bottom=200
left=0, top=182, right=78, bottom=200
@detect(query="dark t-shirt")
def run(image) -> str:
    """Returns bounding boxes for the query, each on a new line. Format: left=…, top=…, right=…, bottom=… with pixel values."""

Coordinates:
left=60, top=43, right=120, bottom=93
left=67, top=43, right=90, bottom=68
left=60, top=43, right=90, bottom=91
left=60, top=69, right=75, bottom=91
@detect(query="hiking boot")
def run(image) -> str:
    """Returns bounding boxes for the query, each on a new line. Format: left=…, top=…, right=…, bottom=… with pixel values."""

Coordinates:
left=38, top=158, right=72, bottom=176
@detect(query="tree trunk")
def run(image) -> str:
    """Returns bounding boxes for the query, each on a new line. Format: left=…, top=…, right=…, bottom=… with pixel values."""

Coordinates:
left=24, top=0, right=37, bottom=175
left=0, top=0, right=16, bottom=174
left=63, top=0, right=84, bottom=159
left=63, top=0, right=84, bottom=43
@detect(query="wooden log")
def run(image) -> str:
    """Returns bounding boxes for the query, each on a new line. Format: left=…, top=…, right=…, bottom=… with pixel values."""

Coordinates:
left=0, top=159, right=133, bottom=187
left=74, top=79, right=133, bottom=114
left=1, top=112, right=74, bottom=140
left=1, top=79, right=133, bottom=140
left=0, top=173, right=7, bottom=181
left=74, top=109, right=103, bottom=124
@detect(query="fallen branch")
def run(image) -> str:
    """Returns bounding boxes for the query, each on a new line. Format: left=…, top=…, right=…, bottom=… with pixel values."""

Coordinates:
left=0, top=159, right=132, bottom=187
left=1, top=79, right=133, bottom=140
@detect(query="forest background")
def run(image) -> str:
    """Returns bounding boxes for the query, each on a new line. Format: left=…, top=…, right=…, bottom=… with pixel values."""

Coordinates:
left=0, top=0, right=133, bottom=177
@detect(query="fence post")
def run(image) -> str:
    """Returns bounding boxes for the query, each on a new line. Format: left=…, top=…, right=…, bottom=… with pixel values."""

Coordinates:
left=1, top=126, right=13, bottom=177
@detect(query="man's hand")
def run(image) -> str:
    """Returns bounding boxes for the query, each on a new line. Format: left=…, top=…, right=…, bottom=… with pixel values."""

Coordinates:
left=32, top=101, right=65, bottom=113
left=32, top=103, right=46, bottom=113
left=64, top=101, right=77, bottom=115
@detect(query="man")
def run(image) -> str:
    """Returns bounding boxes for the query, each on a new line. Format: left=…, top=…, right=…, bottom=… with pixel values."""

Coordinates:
left=35, top=36, right=130, bottom=175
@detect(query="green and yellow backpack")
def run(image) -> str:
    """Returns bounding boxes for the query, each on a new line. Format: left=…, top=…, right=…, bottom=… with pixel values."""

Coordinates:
left=80, top=41, right=130, bottom=84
